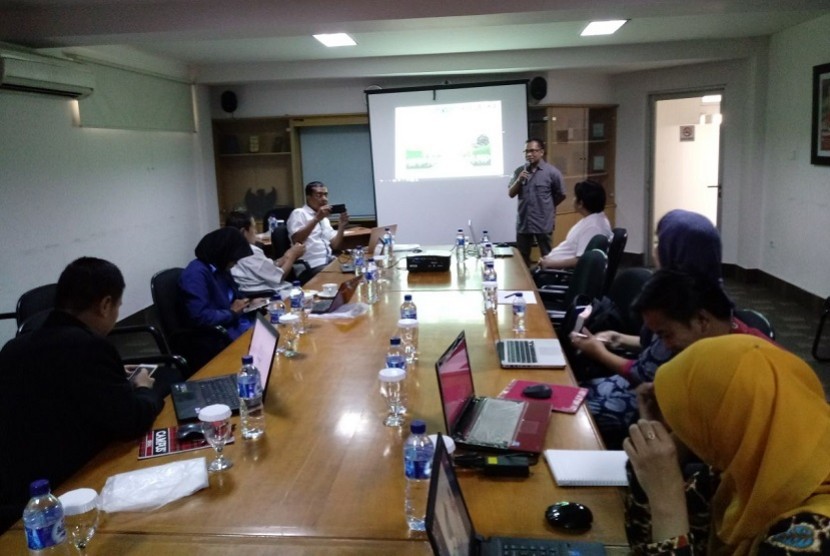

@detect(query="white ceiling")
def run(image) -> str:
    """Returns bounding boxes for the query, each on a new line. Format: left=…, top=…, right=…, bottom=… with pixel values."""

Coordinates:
left=1, top=0, right=829, bottom=84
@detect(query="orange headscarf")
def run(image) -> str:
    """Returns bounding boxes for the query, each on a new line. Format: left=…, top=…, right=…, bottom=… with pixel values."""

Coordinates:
left=654, top=334, right=830, bottom=555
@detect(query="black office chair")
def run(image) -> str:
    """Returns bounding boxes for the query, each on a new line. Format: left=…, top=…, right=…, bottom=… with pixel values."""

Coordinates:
left=813, top=297, right=830, bottom=361
left=734, top=308, right=776, bottom=341
left=540, top=249, right=607, bottom=329
left=261, top=206, right=295, bottom=233
left=271, top=224, right=312, bottom=284
left=151, top=268, right=233, bottom=375
left=532, top=233, right=609, bottom=289
left=16, top=283, right=57, bottom=330
left=605, top=267, right=652, bottom=336
left=603, top=228, right=628, bottom=294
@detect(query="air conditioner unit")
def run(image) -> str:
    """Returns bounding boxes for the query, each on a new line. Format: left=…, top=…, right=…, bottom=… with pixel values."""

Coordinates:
left=0, top=50, right=94, bottom=99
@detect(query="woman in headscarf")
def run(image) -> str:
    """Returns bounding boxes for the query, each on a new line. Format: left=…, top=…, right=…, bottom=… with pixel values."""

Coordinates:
left=179, top=227, right=255, bottom=340
left=625, top=334, right=830, bottom=555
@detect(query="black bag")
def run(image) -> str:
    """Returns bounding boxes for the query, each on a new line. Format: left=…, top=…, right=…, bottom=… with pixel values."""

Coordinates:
left=583, top=296, right=627, bottom=334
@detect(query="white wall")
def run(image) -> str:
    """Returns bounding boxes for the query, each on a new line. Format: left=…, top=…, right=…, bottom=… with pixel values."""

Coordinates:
left=761, top=14, right=830, bottom=298
left=0, top=85, right=217, bottom=343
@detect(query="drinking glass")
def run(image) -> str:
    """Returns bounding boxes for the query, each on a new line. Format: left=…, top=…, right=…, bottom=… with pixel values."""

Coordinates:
left=59, top=488, right=99, bottom=555
left=198, top=404, right=233, bottom=472
left=374, top=254, right=388, bottom=284
left=279, top=313, right=300, bottom=357
left=301, top=293, right=314, bottom=333
left=378, top=367, right=406, bottom=426
left=397, top=318, right=419, bottom=365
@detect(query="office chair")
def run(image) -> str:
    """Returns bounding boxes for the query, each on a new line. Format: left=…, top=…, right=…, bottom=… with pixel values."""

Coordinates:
left=532, top=234, right=610, bottom=289
left=16, top=283, right=57, bottom=330
left=270, top=224, right=312, bottom=284
left=734, top=308, right=776, bottom=341
left=261, top=206, right=295, bottom=233
left=602, top=228, right=628, bottom=295
left=605, top=267, right=652, bottom=336
left=540, top=248, right=607, bottom=329
left=151, top=268, right=232, bottom=375
left=813, top=297, right=830, bottom=361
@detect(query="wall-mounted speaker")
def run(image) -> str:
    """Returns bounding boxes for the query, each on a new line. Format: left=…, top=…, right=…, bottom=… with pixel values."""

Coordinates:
left=529, top=77, right=547, bottom=101
left=220, top=90, right=238, bottom=114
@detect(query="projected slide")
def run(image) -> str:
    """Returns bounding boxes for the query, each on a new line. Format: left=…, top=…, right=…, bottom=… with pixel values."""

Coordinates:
left=394, top=100, right=504, bottom=180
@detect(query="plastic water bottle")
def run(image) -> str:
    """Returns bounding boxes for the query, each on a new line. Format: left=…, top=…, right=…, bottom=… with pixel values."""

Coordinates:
left=268, top=216, right=278, bottom=233
left=455, top=228, right=466, bottom=261
left=400, top=294, right=417, bottom=320
left=23, top=479, right=68, bottom=554
left=353, top=247, right=366, bottom=276
left=481, top=242, right=495, bottom=261
left=512, top=292, right=527, bottom=333
left=365, top=257, right=378, bottom=304
left=403, top=420, right=434, bottom=531
left=397, top=318, right=419, bottom=364
left=482, top=261, right=498, bottom=314
left=267, top=293, right=285, bottom=325
left=289, top=280, right=303, bottom=312
left=381, top=227, right=394, bottom=259
left=237, top=355, right=265, bottom=440
left=481, top=229, right=491, bottom=246
left=386, top=336, right=407, bottom=371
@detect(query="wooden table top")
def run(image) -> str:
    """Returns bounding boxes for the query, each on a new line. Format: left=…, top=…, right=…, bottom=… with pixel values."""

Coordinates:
left=0, top=256, right=627, bottom=553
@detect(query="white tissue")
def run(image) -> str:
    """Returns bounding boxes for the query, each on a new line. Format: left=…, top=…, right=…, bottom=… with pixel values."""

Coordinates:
left=309, top=302, right=370, bottom=320
left=100, top=457, right=209, bottom=512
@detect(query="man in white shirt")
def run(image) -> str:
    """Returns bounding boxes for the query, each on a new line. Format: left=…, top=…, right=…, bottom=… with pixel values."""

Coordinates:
left=286, top=181, right=349, bottom=275
left=538, top=180, right=611, bottom=270
left=226, top=211, right=305, bottom=291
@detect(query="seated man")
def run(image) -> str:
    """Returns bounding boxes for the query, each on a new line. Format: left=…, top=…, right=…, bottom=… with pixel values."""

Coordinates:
left=537, top=180, right=611, bottom=270
left=225, top=210, right=305, bottom=292
left=286, top=181, right=349, bottom=277
left=0, top=257, right=165, bottom=531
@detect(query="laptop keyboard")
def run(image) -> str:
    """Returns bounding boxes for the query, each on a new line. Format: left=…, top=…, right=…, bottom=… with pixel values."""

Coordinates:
left=199, top=378, right=240, bottom=408
left=466, top=398, right=523, bottom=448
left=506, top=340, right=538, bottom=364
left=496, top=538, right=584, bottom=555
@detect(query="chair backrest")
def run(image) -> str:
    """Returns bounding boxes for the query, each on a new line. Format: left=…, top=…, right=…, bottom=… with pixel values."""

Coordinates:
left=270, top=224, right=293, bottom=259
left=734, top=308, right=776, bottom=341
left=563, top=249, right=607, bottom=308
left=606, top=267, right=653, bottom=335
left=16, top=283, right=57, bottom=328
left=603, top=228, right=628, bottom=294
left=584, top=233, right=610, bottom=254
left=262, top=206, right=295, bottom=232
left=150, top=268, right=187, bottom=341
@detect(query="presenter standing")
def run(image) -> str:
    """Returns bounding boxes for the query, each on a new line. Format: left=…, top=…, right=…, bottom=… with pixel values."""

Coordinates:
left=508, top=138, right=566, bottom=265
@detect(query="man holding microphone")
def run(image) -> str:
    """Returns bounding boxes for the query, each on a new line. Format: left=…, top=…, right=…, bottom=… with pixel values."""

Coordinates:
left=508, top=138, right=566, bottom=265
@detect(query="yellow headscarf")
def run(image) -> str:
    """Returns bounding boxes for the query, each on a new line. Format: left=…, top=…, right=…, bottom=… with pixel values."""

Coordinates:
left=654, top=334, right=830, bottom=555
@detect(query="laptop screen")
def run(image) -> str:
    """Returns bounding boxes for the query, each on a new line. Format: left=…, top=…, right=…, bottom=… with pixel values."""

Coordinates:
left=247, top=313, right=278, bottom=398
left=426, top=435, right=476, bottom=556
left=367, top=224, right=398, bottom=254
left=435, top=331, right=475, bottom=433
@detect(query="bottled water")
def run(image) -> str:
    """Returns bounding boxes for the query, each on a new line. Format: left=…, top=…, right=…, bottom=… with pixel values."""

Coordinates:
left=237, top=355, right=265, bottom=440
left=267, top=216, right=278, bottom=233
left=386, top=336, right=407, bottom=371
left=288, top=281, right=304, bottom=315
left=512, top=292, right=527, bottom=333
left=381, top=227, right=394, bottom=259
left=23, top=479, right=68, bottom=554
left=400, top=294, right=417, bottom=320
left=455, top=228, right=466, bottom=261
left=397, top=318, right=419, bottom=364
left=480, top=229, right=491, bottom=246
left=403, top=420, right=434, bottom=531
left=353, top=247, right=366, bottom=276
left=482, top=261, right=498, bottom=314
left=365, top=258, right=378, bottom=304
left=267, top=293, right=286, bottom=325
left=481, top=242, right=495, bottom=261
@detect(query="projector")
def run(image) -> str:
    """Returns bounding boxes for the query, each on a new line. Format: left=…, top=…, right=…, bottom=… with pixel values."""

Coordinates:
left=406, top=252, right=451, bottom=272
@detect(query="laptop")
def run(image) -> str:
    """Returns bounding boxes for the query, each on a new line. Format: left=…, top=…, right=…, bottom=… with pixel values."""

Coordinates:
left=435, top=331, right=551, bottom=454
left=467, top=219, right=513, bottom=258
left=367, top=224, right=398, bottom=255
left=426, top=434, right=607, bottom=556
left=495, top=338, right=567, bottom=369
left=171, top=313, right=278, bottom=421
left=311, top=275, right=363, bottom=314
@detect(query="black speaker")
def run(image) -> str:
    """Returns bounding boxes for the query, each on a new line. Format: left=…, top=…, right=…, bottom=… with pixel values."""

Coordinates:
left=529, top=77, right=547, bottom=101
left=220, top=90, right=238, bottom=114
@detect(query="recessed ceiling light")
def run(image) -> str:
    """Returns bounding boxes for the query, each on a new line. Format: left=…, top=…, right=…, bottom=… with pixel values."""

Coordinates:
left=313, top=33, right=356, bottom=47
left=581, top=20, right=628, bottom=36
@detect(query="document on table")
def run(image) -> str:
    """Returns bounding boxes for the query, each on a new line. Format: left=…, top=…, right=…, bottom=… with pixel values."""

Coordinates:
left=544, top=449, right=629, bottom=486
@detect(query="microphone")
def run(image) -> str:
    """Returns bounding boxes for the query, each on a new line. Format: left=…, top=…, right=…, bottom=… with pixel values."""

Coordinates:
left=519, top=162, right=531, bottom=184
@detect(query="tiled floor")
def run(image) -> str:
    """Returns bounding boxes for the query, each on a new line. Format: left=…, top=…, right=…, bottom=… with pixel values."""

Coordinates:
left=723, top=277, right=830, bottom=399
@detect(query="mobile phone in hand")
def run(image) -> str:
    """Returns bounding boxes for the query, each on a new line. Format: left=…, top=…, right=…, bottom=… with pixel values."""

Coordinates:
left=330, top=203, right=346, bottom=214
left=125, top=364, right=158, bottom=382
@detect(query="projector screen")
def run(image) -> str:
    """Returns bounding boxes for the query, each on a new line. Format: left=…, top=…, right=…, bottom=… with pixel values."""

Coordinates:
left=367, top=81, right=528, bottom=245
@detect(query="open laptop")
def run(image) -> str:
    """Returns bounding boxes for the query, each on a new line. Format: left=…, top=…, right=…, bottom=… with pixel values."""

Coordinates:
left=311, top=275, right=362, bottom=314
left=495, top=337, right=567, bottom=369
left=367, top=224, right=398, bottom=255
left=467, top=219, right=513, bottom=257
left=426, top=434, right=607, bottom=556
left=435, top=331, right=551, bottom=454
left=171, top=313, right=278, bottom=421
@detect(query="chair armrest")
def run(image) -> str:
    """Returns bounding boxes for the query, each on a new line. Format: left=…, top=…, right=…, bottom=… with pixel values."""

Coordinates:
left=0, top=311, right=15, bottom=321
left=122, top=354, right=190, bottom=374
left=109, top=324, right=169, bottom=354
left=532, top=268, right=574, bottom=288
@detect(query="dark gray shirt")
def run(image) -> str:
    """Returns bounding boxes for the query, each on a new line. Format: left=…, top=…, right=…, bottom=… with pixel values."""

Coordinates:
left=510, top=160, right=566, bottom=233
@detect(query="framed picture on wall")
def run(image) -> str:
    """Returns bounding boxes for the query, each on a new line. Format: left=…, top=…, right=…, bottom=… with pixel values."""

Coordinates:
left=812, top=62, right=830, bottom=165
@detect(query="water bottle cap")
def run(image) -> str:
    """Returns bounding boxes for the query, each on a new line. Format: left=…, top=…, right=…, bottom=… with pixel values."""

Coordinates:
left=404, top=294, right=412, bottom=301
left=241, top=355, right=253, bottom=365
left=292, top=280, right=301, bottom=286
left=410, top=419, right=427, bottom=434
left=515, top=292, right=524, bottom=298
left=390, top=336, right=401, bottom=345
left=457, top=228, right=463, bottom=232
left=397, top=318, right=418, bottom=329
left=198, top=403, right=231, bottom=422
left=270, top=294, right=280, bottom=300
left=384, top=227, right=390, bottom=231
left=483, top=230, right=489, bottom=234
left=59, top=488, right=98, bottom=515
left=378, top=367, right=406, bottom=382
left=485, top=260, right=495, bottom=267
left=29, top=479, right=50, bottom=497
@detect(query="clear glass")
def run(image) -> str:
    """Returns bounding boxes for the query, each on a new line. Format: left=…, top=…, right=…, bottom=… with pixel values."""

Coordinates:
left=379, top=377, right=405, bottom=426
left=280, top=318, right=300, bottom=357
left=202, top=418, right=233, bottom=472
left=397, top=323, right=419, bottom=365
left=375, top=255, right=388, bottom=284
left=65, top=507, right=99, bottom=555
left=300, top=294, right=313, bottom=334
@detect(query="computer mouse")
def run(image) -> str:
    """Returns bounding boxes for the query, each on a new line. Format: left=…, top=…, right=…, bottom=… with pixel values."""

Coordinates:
left=176, top=422, right=205, bottom=442
left=522, top=383, right=552, bottom=399
left=545, top=501, right=593, bottom=531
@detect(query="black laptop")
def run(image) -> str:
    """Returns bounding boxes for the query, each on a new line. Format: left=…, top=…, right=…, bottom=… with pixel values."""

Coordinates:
left=426, top=434, right=607, bottom=556
left=170, top=313, right=278, bottom=421
left=311, top=275, right=362, bottom=314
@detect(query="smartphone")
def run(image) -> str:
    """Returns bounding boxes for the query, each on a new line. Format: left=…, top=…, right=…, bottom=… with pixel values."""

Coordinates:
left=330, top=203, right=346, bottom=214
left=125, top=364, right=158, bottom=382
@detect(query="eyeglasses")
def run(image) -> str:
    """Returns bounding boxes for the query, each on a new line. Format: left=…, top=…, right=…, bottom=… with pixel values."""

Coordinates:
left=310, top=190, right=329, bottom=197
left=523, top=148, right=542, bottom=154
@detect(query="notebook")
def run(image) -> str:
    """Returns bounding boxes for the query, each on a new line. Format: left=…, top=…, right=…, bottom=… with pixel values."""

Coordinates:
left=544, top=450, right=629, bottom=487
left=367, top=224, right=398, bottom=255
left=171, top=313, right=278, bottom=421
left=497, top=380, right=588, bottom=414
left=311, top=275, right=362, bottom=314
left=435, top=331, right=551, bottom=454
left=426, top=435, right=607, bottom=556
left=495, top=338, right=567, bottom=369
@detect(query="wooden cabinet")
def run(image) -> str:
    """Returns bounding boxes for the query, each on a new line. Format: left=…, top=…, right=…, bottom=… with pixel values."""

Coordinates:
left=212, top=117, right=295, bottom=226
left=528, top=105, right=617, bottom=245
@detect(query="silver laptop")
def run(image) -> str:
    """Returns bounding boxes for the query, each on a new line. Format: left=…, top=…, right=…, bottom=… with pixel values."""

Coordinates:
left=496, top=338, right=566, bottom=369
left=467, top=219, right=513, bottom=258
left=367, top=224, right=398, bottom=255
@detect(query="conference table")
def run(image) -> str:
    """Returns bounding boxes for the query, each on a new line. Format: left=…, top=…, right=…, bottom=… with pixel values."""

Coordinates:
left=0, top=250, right=628, bottom=554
